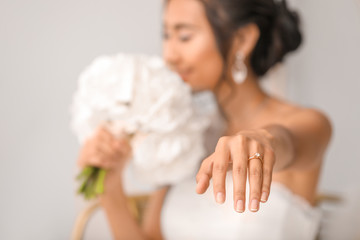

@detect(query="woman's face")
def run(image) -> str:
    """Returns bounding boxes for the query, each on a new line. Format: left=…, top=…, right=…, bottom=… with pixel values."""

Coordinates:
left=162, top=0, right=224, bottom=92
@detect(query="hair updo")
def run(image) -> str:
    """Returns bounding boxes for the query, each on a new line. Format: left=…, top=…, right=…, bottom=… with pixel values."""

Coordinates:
left=199, top=0, right=302, bottom=77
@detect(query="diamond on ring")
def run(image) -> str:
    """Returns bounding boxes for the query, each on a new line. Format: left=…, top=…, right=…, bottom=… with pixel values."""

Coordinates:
left=248, top=152, right=263, bottom=164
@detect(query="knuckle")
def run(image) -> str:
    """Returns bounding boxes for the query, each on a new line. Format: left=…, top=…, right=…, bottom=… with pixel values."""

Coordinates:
left=196, top=174, right=200, bottom=183
left=265, top=148, right=276, bottom=160
left=249, top=138, right=260, bottom=147
left=218, top=136, right=228, bottom=143
left=262, top=183, right=271, bottom=191
left=268, top=148, right=275, bottom=157
left=200, top=157, right=210, bottom=167
left=250, top=191, right=261, bottom=198
left=250, top=186, right=261, bottom=195
left=263, top=168, right=272, bottom=179
left=214, top=163, right=226, bottom=172
left=213, top=182, right=224, bottom=190
left=233, top=188, right=246, bottom=197
left=250, top=167, right=262, bottom=177
left=196, top=173, right=203, bottom=183
left=217, top=136, right=229, bottom=149
left=234, top=192, right=246, bottom=201
left=236, top=134, right=247, bottom=143
left=232, top=134, right=247, bottom=147
left=233, top=165, right=246, bottom=175
left=199, top=162, right=207, bottom=171
left=199, top=160, right=210, bottom=172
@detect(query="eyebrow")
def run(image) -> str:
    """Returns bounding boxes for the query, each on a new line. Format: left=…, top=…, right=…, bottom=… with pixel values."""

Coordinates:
left=163, top=23, right=198, bottom=31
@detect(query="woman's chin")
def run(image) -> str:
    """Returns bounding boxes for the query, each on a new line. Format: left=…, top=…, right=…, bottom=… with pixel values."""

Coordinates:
left=180, top=75, right=213, bottom=92
left=180, top=75, right=190, bottom=83
left=190, top=84, right=212, bottom=93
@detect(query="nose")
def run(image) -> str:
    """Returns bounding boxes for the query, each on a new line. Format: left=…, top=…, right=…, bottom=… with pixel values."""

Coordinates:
left=162, top=40, right=180, bottom=70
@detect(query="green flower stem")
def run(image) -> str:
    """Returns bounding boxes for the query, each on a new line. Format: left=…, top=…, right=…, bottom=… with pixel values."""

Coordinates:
left=94, top=169, right=107, bottom=195
left=76, top=166, right=107, bottom=200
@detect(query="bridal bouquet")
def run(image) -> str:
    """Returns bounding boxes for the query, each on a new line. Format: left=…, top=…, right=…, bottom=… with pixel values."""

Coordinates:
left=70, top=53, right=218, bottom=199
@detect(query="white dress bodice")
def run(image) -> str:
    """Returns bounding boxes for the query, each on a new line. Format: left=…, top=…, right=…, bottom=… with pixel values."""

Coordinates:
left=160, top=172, right=322, bottom=240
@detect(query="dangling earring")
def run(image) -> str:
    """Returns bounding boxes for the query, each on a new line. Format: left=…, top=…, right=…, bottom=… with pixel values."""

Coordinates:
left=232, top=51, right=247, bottom=84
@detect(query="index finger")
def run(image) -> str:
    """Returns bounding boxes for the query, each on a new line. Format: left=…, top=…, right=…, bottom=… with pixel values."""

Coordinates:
left=212, top=137, right=231, bottom=204
left=196, top=154, right=214, bottom=194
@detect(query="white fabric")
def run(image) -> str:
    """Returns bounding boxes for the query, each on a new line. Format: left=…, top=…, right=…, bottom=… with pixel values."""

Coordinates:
left=161, top=172, right=322, bottom=240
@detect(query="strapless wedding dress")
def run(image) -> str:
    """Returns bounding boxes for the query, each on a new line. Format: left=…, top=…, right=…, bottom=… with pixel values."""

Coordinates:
left=161, top=171, right=322, bottom=240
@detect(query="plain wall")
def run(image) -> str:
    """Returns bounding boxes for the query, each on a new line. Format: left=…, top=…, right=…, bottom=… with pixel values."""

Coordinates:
left=287, top=0, right=360, bottom=193
left=0, top=0, right=359, bottom=239
left=0, top=0, right=162, bottom=239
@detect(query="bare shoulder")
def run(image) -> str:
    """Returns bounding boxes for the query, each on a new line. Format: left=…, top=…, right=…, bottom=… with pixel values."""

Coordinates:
left=269, top=97, right=332, bottom=139
left=286, top=105, right=333, bottom=145
left=267, top=98, right=333, bottom=154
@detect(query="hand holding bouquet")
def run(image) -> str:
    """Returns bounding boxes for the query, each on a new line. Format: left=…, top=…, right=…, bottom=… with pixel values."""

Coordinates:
left=70, top=53, right=219, bottom=199
left=75, top=125, right=132, bottom=199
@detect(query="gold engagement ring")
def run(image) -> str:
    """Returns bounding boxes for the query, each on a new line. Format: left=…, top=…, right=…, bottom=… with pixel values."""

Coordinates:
left=248, top=152, right=263, bottom=164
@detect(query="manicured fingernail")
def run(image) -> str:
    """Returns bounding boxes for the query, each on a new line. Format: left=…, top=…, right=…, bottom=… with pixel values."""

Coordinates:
left=236, top=200, right=244, bottom=212
left=195, top=182, right=202, bottom=193
left=216, top=192, right=225, bottom=204
left=261, top=192, right=268, bottom=202
left=250, top=199, right=259, bottom=211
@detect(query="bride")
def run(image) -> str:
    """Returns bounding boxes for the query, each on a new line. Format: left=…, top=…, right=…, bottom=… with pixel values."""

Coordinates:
left=77, top=0, right=332, bottom=239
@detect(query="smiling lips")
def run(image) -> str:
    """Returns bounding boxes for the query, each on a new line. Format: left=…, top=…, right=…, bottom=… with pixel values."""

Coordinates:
left=178, top=69, right=191, bottom=81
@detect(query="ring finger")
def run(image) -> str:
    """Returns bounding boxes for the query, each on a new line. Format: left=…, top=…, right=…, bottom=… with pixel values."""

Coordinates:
left=248, top=140, right=264, bottom=212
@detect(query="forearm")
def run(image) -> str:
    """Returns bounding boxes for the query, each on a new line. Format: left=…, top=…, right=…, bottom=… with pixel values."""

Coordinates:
left=260, top=124, right=296, bottom=172
left=99, top=172, right=148, bottom=240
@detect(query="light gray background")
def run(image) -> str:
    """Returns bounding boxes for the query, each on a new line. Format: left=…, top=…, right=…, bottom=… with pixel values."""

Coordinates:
left=0, top=0, right=359, bottom=239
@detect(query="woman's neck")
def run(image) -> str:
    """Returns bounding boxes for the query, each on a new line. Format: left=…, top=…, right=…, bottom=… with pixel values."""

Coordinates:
left=214, top=70, right=270, bottom=132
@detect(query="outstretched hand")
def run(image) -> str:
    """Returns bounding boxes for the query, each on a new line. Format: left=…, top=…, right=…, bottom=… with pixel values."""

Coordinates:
left=195, top=129, right=276, bottom=213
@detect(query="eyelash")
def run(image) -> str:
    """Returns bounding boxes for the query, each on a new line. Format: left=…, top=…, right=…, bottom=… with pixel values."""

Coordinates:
left=162, top=32, right=192, bottom=42
left=179, top=35, right=192, bottom=42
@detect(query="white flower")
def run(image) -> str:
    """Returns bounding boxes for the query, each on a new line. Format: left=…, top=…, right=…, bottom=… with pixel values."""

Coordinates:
left=70, top=53, right=220, bottom=192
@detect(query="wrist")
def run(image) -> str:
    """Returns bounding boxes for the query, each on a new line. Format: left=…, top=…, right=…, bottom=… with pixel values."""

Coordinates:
left=258, top=127, right=276, bottom=147
left=101, top=168, right=124, bottom=196
left=260, top=124, right=295, bottom=171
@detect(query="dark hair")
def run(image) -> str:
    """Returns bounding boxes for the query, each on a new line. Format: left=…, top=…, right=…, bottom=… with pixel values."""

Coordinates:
left=198, top=0, right=302, bottom=77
